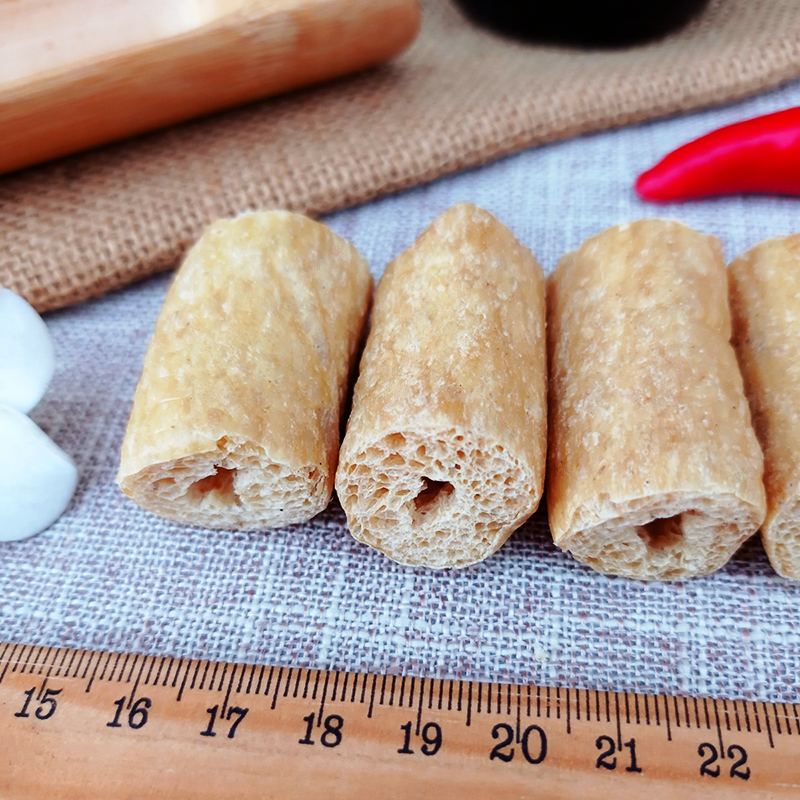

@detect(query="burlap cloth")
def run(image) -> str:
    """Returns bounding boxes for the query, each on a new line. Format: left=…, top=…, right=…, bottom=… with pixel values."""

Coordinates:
left=3, top=0, right=800, bottom=312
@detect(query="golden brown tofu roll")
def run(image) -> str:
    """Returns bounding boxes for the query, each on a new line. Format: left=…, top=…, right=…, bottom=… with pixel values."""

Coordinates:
left=547, top=219, right=766, bottom=580
left=729, top=235, right=800, bottom=580
left=335, top=203, right=547, bottom=568
left=118, top=210, right=372, bottom=530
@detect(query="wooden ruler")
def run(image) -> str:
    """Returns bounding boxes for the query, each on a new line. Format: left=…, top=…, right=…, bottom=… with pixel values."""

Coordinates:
left=0, top=642, right=797, bottom=799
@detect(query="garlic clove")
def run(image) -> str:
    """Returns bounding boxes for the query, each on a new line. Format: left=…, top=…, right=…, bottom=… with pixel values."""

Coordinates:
left=0, top=405, right=78, bottom=541
left=0, top=288, right=56, bottom=414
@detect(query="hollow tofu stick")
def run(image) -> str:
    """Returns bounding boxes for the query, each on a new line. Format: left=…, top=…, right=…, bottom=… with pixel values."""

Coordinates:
left=336, top=203, right=547, bottom=568
left=118, top=211, right=372, bottom=530
left=547, top=219, right=765, bottom=580
left=729, top=236, right=800, bottom=579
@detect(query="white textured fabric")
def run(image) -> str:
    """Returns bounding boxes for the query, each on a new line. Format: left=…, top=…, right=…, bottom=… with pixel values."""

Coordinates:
left=4, top=79, right=800, bottom=704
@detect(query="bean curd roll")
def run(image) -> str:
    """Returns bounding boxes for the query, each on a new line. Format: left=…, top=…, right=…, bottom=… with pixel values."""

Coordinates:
left=335, top=203, right=547, bottom=568
left=547, top=219, right=765, bottom=580
left=729, top=235, right=800, bottom=580
left=118, top=210, right=372, bottom=530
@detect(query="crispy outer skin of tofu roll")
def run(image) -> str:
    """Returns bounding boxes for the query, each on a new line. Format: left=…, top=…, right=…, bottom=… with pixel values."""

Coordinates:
left=547, top=219, right=765, bottom=580
left=117, top=210, right=372, bottom=530
left=729, top=236, right=800, bottom=579
left=335, top=203, right=547, bottom=568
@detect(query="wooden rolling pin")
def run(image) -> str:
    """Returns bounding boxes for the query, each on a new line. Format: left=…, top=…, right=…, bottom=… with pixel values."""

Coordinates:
left=0, top=0, right=420, bottom=175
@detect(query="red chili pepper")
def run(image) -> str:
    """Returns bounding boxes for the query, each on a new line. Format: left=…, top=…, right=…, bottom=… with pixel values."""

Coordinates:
left=635, top=107, right=800, bottom=202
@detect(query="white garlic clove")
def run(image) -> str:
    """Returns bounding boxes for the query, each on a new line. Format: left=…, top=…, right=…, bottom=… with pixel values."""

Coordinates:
left=0, top=405, right=78, bottom=541
left=0, top=288, right=56, bottom=414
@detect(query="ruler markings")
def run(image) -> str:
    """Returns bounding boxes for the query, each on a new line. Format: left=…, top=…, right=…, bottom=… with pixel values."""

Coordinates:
left=74, top=648, right=90, bottom=681
left=56, top=647, right=72, bottom=678
left=85, top=651, right=103, bottom=693
left=269, top=667, right=284, bottom=710
left=18, top=645, right=39, bottom=674
left=187, top=660, right=201, bottom=691
left=414, top=677, right=425, bottom=735
left=367, top=674, right=378, bottom=718
left=308, top=668, right=320, bottom=700
left=176, top=660, right=192, bottom=702
left=215, top=661, right=229, bottom=693
left=526, top=684, right=531, bottom=719
left=126, top=656, right=147, bottom=708
left=0, top=645, right=797, bottom=799
left=243, top=663, right=256, bottom=695
left=220, top=664, right=238, bottom=718
left=762, top=702, right=775, bottom=748
left=126, top=654, right=140, bottom=683
left=359, top=673, right=368, bottom=705
left=752, top=701, right=762, bottom=734
left=566, top=689, right=571, bottom=735
left=39, top=646, right=55, bottom=676
left=713, top=699, right=725, bottom=758
left=152, top=656, right=167, bottom=687
left=314, top=669, right=331, bottom=722
left=261, top=666, right=275, bottom=699
left=379, top=674, right=387, bottom=708
left=207, top=660, right=220, bottom=691
left=772, top=702, right=783, bottom=736
left=732, top=699, right=742, bottom=733
left=779, top=702, right=790, bottom=735
left=282, top=667, right=294, bottom=699
left=168, top=658, right=182, bottom=689
left=109, top=653, right=126, bottom=683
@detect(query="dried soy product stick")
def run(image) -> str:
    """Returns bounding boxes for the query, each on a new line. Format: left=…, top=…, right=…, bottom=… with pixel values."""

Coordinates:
left=336, top=203, right=547, bottom=568
left=729, top=235, right=800, bottom=579
left=547, top=219, right=765, bottom=580
left=118, top=211, right=372, bottom=530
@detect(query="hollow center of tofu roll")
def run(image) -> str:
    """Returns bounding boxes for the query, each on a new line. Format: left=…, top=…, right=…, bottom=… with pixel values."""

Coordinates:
left=123, top=437, right=328, bottom=530
left=190, top=466, right=239, bottom=502
left=338, top=429, right=540, bottom=568
left=562, top=496, right=761, bottom=581
left=636, top=514, right=683, bottom=552
left=413, top=477, right=455, bottom=515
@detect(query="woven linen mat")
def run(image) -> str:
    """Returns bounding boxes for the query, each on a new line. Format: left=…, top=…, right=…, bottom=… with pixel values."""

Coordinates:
left=3, top=0, right=800, bottom=312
